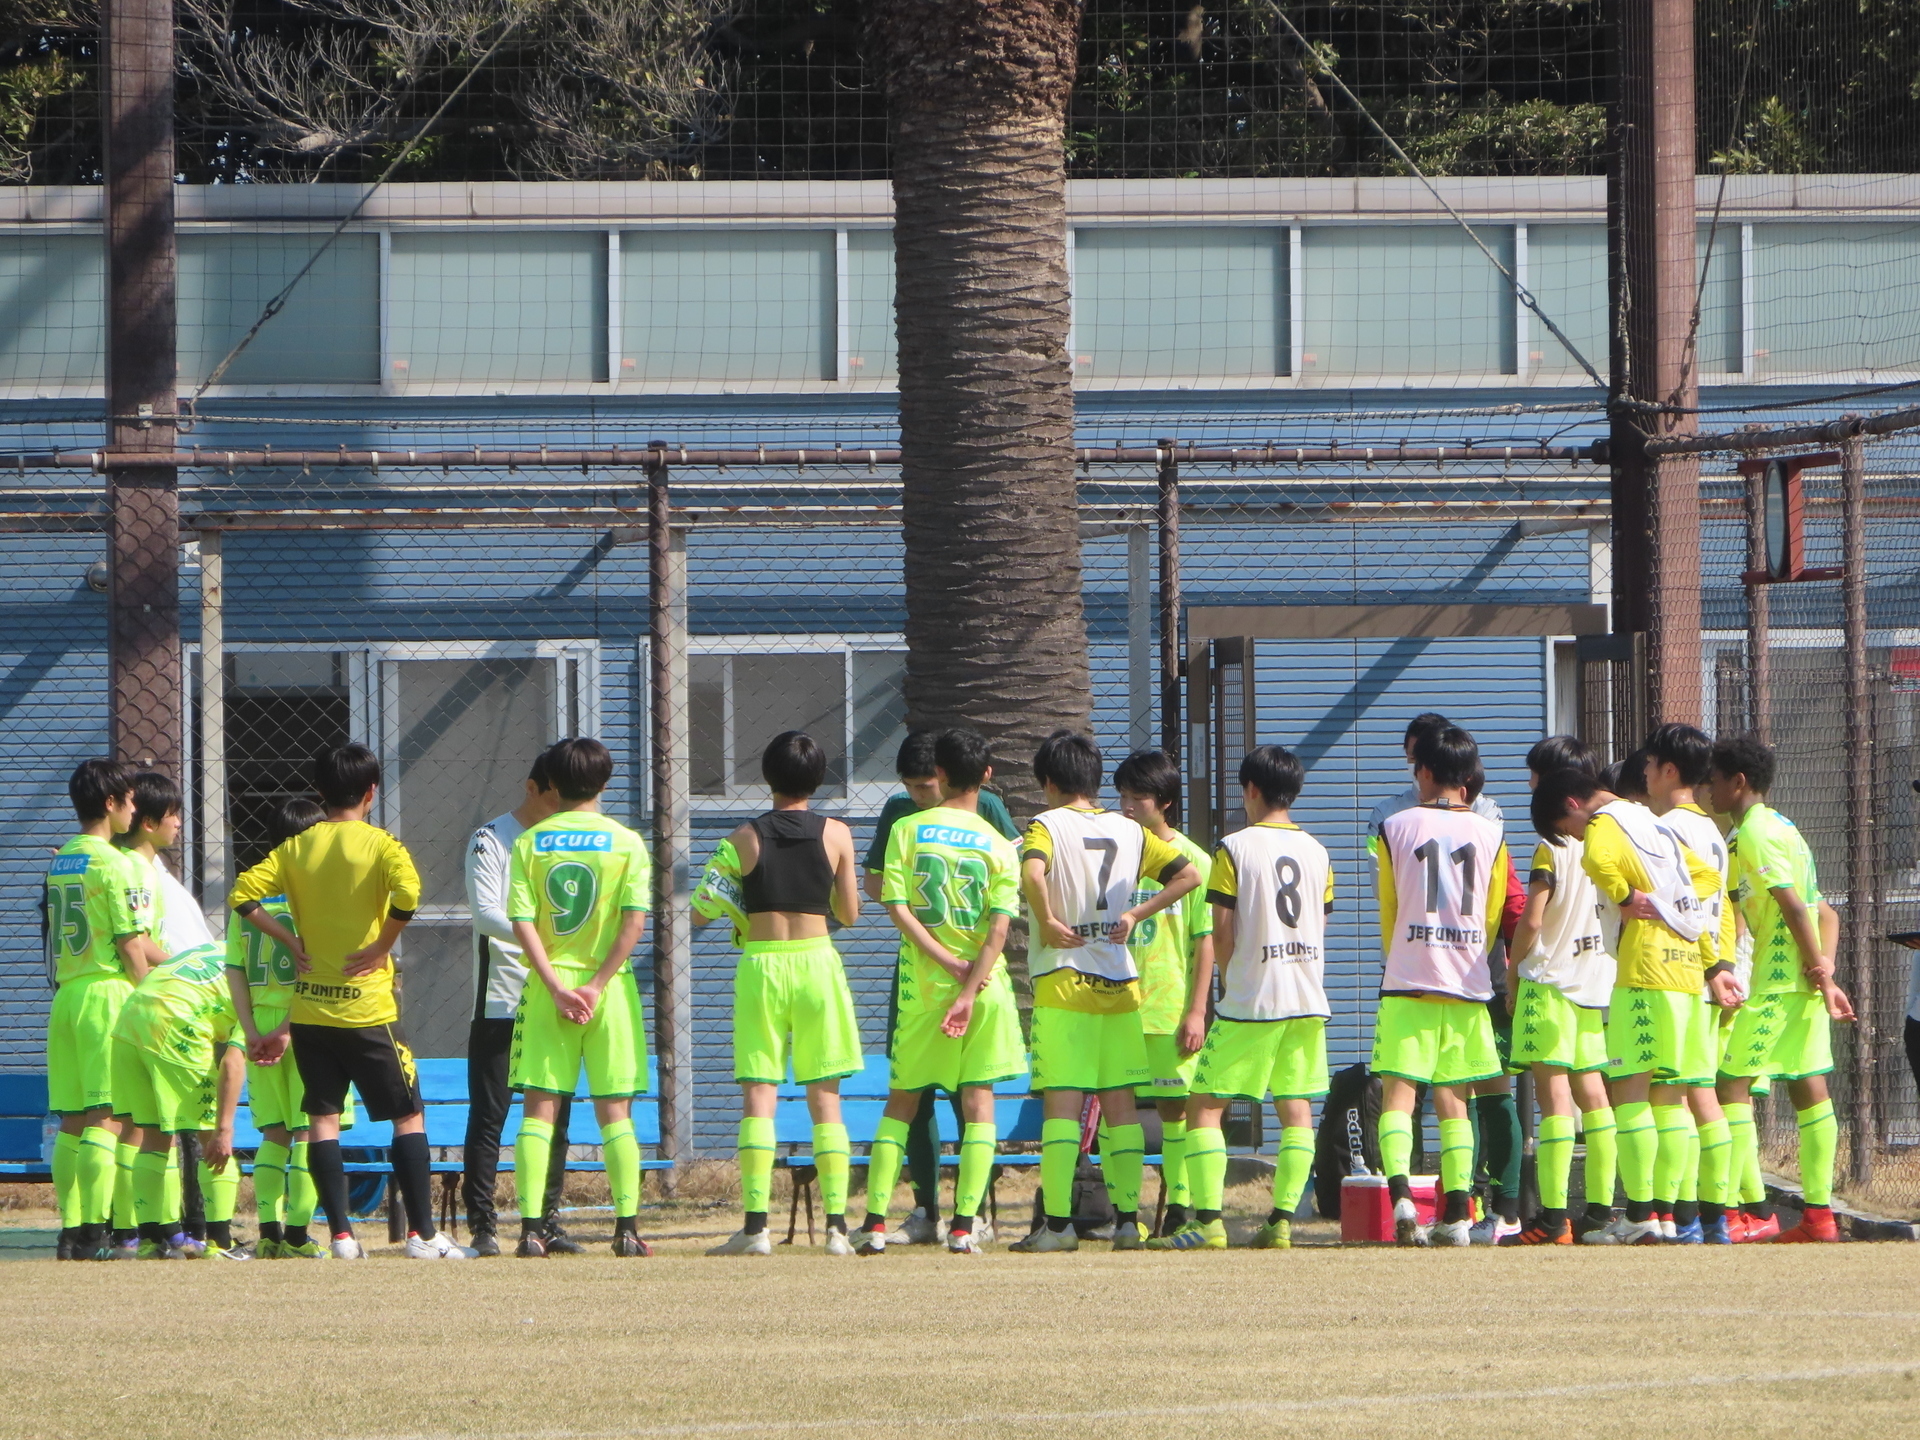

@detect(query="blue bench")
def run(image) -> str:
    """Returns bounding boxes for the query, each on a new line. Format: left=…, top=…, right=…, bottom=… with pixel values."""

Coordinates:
left=0, top=1075, right=52, bottom=1183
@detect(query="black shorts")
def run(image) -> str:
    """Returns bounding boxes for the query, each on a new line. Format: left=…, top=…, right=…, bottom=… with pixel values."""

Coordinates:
left=290, top=1022, right=423, bottom=1123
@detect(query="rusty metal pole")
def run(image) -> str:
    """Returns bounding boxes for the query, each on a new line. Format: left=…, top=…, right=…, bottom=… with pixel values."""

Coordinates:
left=103, top=0, right=181, bottom=774
left=1608, top=0, right=1702, bottom=729
left=1744, top=467, right=1771, bottom=740
left=1158, top=439, right=1182, bottom=761
left=1841, top=434, right=1876, bottom=1186
left=648, top=452, right=692, bottom=1184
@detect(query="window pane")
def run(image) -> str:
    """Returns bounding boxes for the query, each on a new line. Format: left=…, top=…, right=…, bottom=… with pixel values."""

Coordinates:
left=1696, top=226, right=1742, bottom=374
left=690, top=654, right=727, bottom=795
left=845, top=229, right=897, bottom=383
left=389, top=232, right=607, bottom=384
left=850, top=651, right=907, bottom=785
left=1752, top=222, right=1920, bottom=376
left=1526, top=225, right=1606, bottom=376
left=622, top=230, right=835, bottom=382
left=225, top=652, right=350, bottom=874
left=0, top=235, right=102, bottom=388
left=729, top=653, right=846, bottom=793
left=1302, top=226, right=1515, bottom=375
left=180, top=233, right=378, bottom=386
left=1074, top=226, right=1285, bottom=379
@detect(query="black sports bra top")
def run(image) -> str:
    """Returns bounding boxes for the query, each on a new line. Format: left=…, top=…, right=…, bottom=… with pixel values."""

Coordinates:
left=740, top=810, right=835, bottom=915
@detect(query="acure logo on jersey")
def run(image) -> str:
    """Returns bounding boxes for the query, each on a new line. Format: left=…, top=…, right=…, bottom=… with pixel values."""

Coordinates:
left=915, top=824, right=989, bottom=851
left=535, top=831, right=614, bottom=852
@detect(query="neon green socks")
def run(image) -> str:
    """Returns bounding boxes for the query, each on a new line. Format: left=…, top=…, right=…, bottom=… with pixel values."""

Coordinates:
left=1724, top=1102, right=1765, bottom=1204
left=954, top=1122, right=996, bottom=1220
left=1697, top=1117, right=1732, bottom=1208
left=1615, top=1100, right=1656, bottom=1203
left=514, top=1117, right=554, bottom=1223
left=601, top=1118, right=640, bottom=1219
left=1378, top=1110, right=1413, bottom=1180
left=1438, top=1116, right=1474, bottom=1195
left=1103, top=1122, right=1146, bottom=1215
left=864, top=1116, right=910, bottom=1225
left=254, top=1139, right=290, bottom=1226
left=200, top=1158, right=239, bottom=1225
left=1040, top=1117, right=1080, bottom=1219
left=77, top=1126, right=118, bottom=1224
left=1537, top=1113, right=1576, bottom=1211
left=813, top=1123, right=850, bottom=1222
left=1160, top=1117, right=1190, bottom=1208
left=52, top=1130, right=82, bottom=1229
left=1186, top=1125, right=1227, bottom=1215
left=132, top=1149, right=169, bottom=1226
left=286, top=1140, right=318, bottom=1227
left=1583, top=1106, right=1617, bottom=1209
left=112, top=1142, right=136, bottom=1230
left=738, top=1116, right=775, bottom=1216
left=1652, top=1104, right=1694, bottom=1204
left=1273, top=1126, right=1314, bottom=1217
left=1798, top=1099, right=1837, bottom=1206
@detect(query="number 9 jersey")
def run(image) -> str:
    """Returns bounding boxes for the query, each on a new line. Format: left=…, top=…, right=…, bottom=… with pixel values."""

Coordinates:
left=507, top=811, right=653, bottom=977
left=1208, top=822, right=1334, bottom=1021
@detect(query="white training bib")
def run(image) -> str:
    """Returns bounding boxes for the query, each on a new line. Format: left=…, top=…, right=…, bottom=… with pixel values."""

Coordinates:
left=1216, top=823, right=1332, bottom=1022
left=1519, top=836, right=1614, bottom=1009
left=1594, top=800, right=1707, bottom=942
left=1029, top=807, right=1149, bottom=984
left=1380, top=802, right=1505, bottom=1000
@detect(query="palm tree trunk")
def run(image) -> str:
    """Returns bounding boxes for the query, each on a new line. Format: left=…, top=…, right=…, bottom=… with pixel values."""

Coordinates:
left=868, top=0, right=1088, bottom=812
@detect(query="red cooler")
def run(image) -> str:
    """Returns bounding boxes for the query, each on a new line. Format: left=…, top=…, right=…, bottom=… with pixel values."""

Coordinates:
left=1340, top=1174, right=1440, bottom=1242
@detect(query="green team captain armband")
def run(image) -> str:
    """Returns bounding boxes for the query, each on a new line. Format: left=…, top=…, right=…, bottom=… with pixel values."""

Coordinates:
left=693, top=839, right=749, bottom=945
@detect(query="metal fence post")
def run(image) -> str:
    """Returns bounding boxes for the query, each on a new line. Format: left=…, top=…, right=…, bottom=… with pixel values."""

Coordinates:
left=649, top=452, right=694, bottom=1183
left=1841, top=433, right=1877, bottom=1186
left=1128, top=522, right=1152, bottom=752
left=1744, top=466, right=1771, bottom=741
left=1158, top=439, right=1182, bottom=761
left=198, top=529, right=227, bottom=917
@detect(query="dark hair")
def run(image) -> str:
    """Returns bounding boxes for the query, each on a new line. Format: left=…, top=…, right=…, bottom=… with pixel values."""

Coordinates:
left=1033, top=730, right=1102, bottom=798
left=1238, top=745, right=1303, bottom=808
left=528, top=748, right=555, bottom=790
left=68, top=758, right=139, bottom=824
left=1606, top=747, right=1652, bottom=800
left=1404, top=712, right=1451, bottom=747
left=1465, top=762, right=1487, bottom=803
left=1527, top=734, right=1598, bottom=780
left=314, top=743, right=381, bottom=810
left=1711, top=733, right=1776, bottom=794
left=546, top=737, right=613, bottom=802
left=895, top=730, right=940, bottom=781
left=1531, top=766, right=1602, bottom=842
left=269, top=798, right=326, bottom=847
left=763, top=730, right=827, bottom=797
left=128, top=771, right=182, bottom=835
left=1411, top=724, right=1479, bottom=789
left=1646, top=722, right=1713, bottom=788
left=934, top=728, right=992, bottom=792
left=1113, top=748, right=1182, bottom=813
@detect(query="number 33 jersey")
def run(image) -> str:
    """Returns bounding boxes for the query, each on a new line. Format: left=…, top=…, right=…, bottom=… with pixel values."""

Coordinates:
left=507, top=812, right=653, bottom=979
left=1207, top=822, right=1335, bottom=1022
left=1376, top=802, right=1510, bottom=1001
left=880, top=806, right=1021, bottom=1014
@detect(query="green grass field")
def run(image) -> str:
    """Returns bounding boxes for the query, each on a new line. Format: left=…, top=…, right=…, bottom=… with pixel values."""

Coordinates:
left=4, top=1196, right=1920, bottom=1440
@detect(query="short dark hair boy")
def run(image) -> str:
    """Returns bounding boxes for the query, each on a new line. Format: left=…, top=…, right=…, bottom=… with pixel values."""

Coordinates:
left=1238, top=745, right=1304, bottom=809
left=1032, top=730, right=1102, bottom=799
left=545, top=737, right=613, bottom=802
left=763, top=730, right=827, bottom=798
left=313, top=744, right=381, bottom=811
left=1410, top=724, right=1478, bottom=791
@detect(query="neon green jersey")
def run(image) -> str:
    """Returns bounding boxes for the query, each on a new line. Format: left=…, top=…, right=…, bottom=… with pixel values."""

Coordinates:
left=44, top=835, right=152, bottom=986
left=881, top=806, right=1020, bottom=1017
left=223, top=897, right=300, bottom=1022
left=111, top=942, right=241, bottom=1073
left=1728, top=803, right=1823, bottom=996
left=507, top=811, right=652, bottom=979
left=1128, top=829, right=1213, bottom=1034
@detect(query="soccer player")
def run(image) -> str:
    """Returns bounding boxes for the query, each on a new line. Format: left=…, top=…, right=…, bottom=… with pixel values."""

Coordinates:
left=230, top=743, right=469, bottom=1259
left=1644, top=723, right=1741, bottom=1244
left=1531, top=766, right=1738, bottom=1245
left=1373, top=724, right=1510, bottom=1246
left=862, top=731, right=1019, bottom=1244
left=45, top=758, right=163, bottom=1260
left=1710, top=734, right=1854, bottom=1243
left=1112, top=748, right=1213, bottom=1239
left=856, top=728, right=1022, bottom=1255
left=1007, top=730, right=1200, bottom=1254
left=1509, top=736, right=1617, bottom=1244
left=226, top=797, right=331, bottom=1259
left=697, top=731, right=864, bottom=1257
left=463, top=752, right=576, bottom=1257
left=108, top=939, right=246, bottom=1257
left=117, top=772, right=214, bottom=955
left=506, top=738, right=653, bottom=1258
left=1157, top=745, right=1328, bottom=1252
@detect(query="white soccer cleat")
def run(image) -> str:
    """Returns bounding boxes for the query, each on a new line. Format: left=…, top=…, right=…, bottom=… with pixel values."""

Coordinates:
left=947, top=1229, right=984, bottom=1254
left=1432, top=1218, right=1474, bottom=1247
left=706, top=1228, right=773, bottom=1257
left=1658, top=1216, right=1678, bottom=1242
left=902, top=1206, right=940, bottom=1245
left=330, top=1236, right=366, bottom=1260
left=1616, top=1217, right=1665, bottom=1246
left=406, top=1231, right=474, bottom=1259
left=824, top=1229, right=856, bottom=1257
left=854, top=1226, right=886, bottom=1257
left=1469, top=1216, right=1522, bottom=1246
left=1392, top=1197, right=1429, bottom=1247
left=972, top=1219, right=996, bottom=1245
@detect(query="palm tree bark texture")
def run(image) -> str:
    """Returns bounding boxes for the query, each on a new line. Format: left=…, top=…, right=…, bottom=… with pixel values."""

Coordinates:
left=867, top=0, right=1089, bottom=814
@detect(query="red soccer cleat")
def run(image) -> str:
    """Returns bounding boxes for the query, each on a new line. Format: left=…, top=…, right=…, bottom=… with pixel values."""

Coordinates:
left=1772, top=1205, right=1841, bottom=1243
left=1734, top=1211, right=1780, bottom=1243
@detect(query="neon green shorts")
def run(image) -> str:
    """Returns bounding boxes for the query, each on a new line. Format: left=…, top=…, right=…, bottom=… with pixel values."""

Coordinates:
left=1031, top=1005, right=1149, bottom=1094
left=733, top=938, right=863, bottom=1085
left=245, top=1003, right=356, bottom=1131
left=511, top=969, right=650, bottom=1098
left=1509, top=979, right=1611, bottom=1074
left=1719, top=988, right=1833, bottom=1082
left=1191, top=1016, right=1329, bottom=1101
left=1606, top=986, right=1713, bottom=1085
left=110, top=1039, right=216, bottom=1134
left=47, top=974, right=135, bottom=1115
left=889, top=979, right=1024, bottom=1093
left=1136, top=1031, right=1202, bottom=1099
left=1370, top=996, right=1501, bottom=1088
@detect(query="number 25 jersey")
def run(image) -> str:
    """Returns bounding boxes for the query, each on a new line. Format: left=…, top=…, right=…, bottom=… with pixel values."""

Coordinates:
left=1208, top=821, right=1334, bottom=1022
left=1377, top=802, right=1509, bottom=1001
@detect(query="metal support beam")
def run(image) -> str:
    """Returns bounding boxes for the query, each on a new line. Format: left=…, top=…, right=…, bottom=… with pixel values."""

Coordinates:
left=198, top=531, right=227, bottom=916
left=1840, top=435, right=1877, bottom=1185
left=1127, top=523, right=1152, bottom=751
left=1158, top=440, right=1182, bottom=761
left=1743, top=467, right=1770, bottom=741
left=103, top=0, right=181, bottom=773
left=648, top=453, right=693, bottom=1180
